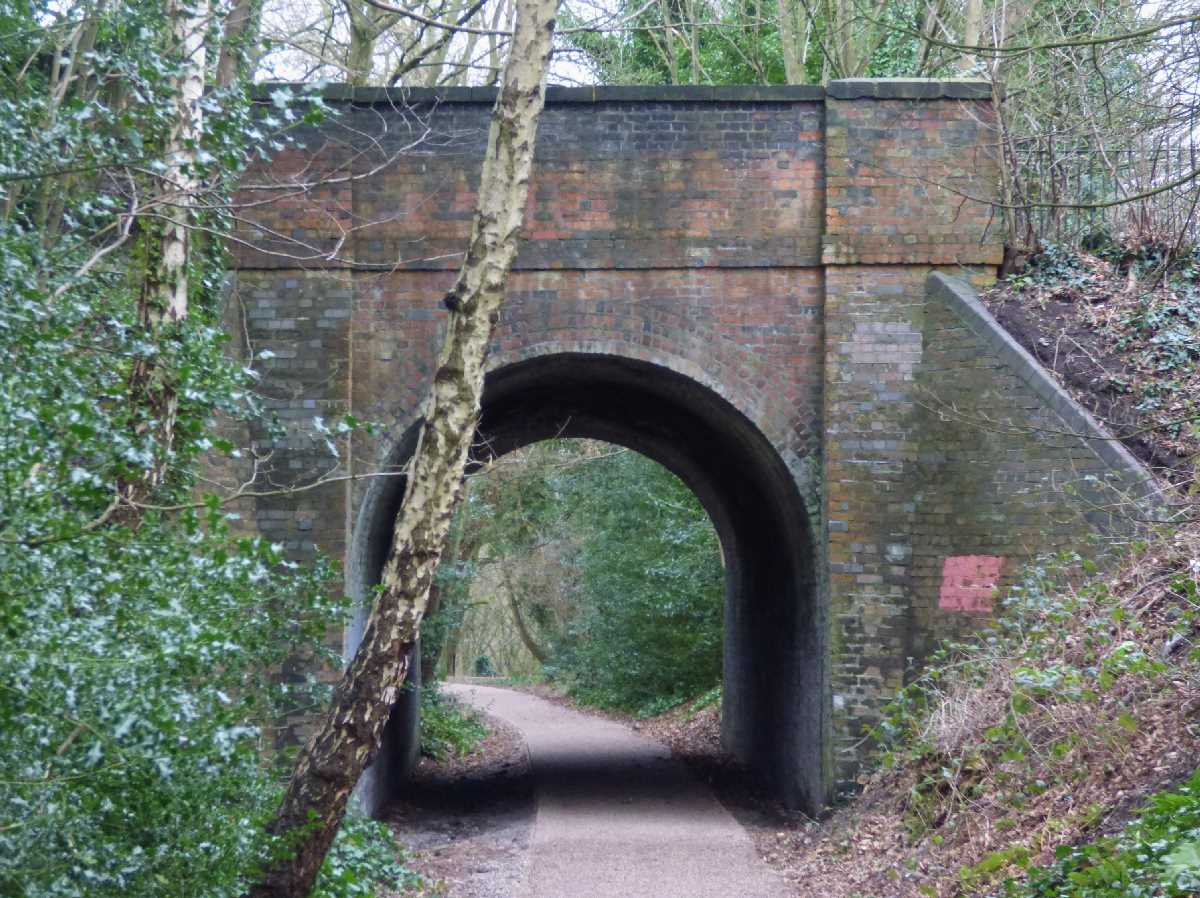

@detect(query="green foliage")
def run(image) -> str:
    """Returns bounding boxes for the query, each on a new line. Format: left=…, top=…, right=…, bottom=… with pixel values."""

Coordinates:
left=0, top=511, right=343, bottom=898
left=558, top=0, right=944, bottom=85
left=1117, top=275, right=1200, bottom=418
left=1001, top=767, right=1200, bottom=898
left=876, top=549, right=1175, bottom=754
left=961, top=845, right=1032, bottom=889
left=432, top=441, right=725, bottom=716
left=559, top=0, right=779, bottom=86
left=860, top=0, right=927, bottom=77
left=547, top=447, right=724, bottom=714
left=418, top=687, right=488, bottom=762
left=679, top=685, right=722, bottom=720
left=1003, top=240, right=1200, bottom=464
left=0, top=4, right=410, bottom=896
left=1007, top=243, right=1095, bottom=290
left=313, top=814, right=425, bottom=898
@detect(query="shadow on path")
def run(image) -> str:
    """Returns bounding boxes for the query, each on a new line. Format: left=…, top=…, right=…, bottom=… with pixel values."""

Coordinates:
left=433, top=684, right=786, bottom=898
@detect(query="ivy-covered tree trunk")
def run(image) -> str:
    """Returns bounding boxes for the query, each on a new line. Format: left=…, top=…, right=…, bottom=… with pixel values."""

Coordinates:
left=120, top=0, right=209, bottom=513
left=247, top=0, right=559, bottom=893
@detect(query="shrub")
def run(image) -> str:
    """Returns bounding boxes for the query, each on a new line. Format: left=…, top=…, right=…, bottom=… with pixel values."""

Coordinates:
left=419, top=687, right=488, bottom=762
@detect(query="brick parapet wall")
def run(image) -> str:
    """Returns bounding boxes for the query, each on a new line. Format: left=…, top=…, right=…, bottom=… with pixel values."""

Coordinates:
left=822, top=92, right=1004, bottom=266
left=235, top=96, right=827, bottom=272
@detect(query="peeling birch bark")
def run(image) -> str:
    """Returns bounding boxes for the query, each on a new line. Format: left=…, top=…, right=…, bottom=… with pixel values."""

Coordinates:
left=120, top=0, right=208, bottom=512
left=246, top=0, right=559, bottom=893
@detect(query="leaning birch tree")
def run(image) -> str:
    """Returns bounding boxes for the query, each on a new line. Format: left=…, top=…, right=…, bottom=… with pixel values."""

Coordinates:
left=247, top=0, right=560, bottom=893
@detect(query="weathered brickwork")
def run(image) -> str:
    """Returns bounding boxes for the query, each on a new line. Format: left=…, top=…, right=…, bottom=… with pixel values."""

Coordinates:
left=224, top=81, right=1152, bottom=809
left=817, top=83, right=1012, bottom=777
left=225, top=270, right=352, bottom=560
left=348, top=267, right=824, bottom=487
left=823, top=89, right=1002, bottom=266
left=911, top=273, right=1157, bottom=650
left=235, top=91, right=827, bottom=272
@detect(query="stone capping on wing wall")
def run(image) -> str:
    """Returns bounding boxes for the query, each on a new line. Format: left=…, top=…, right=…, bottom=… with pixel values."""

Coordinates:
left=251, top=79, right=993, bottom=105
left=925, top=272, right=1161, bottom=506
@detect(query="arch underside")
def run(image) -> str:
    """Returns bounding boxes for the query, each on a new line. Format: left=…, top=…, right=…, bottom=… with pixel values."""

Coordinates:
left=349, top=353, right=828, bottom=814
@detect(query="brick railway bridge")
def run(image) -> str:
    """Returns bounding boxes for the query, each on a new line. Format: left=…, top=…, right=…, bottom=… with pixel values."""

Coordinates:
left=229, top=80, right=1154, bottom=813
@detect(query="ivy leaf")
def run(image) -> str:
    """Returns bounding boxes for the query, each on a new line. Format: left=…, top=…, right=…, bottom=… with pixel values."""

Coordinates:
left=1163, top=839, right=1200, bottom=876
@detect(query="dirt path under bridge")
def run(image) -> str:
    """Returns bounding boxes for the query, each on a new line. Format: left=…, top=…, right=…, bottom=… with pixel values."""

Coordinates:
left=384, top=683, right=786, bottom=898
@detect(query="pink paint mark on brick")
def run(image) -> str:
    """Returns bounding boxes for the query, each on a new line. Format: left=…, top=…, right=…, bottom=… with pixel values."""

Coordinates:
left=939, top=555, right=1004, bottom=613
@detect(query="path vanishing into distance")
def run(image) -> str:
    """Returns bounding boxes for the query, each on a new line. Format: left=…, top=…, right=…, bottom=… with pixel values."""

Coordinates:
left=442, top=683, right=785, bottom=898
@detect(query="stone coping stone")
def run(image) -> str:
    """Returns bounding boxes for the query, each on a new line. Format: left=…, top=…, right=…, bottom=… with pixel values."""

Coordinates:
left=926, top=272, right=1161, bottom=505
left=826, top=78, right=991, bottom=99
left=252, top=80, right=990, bottom=105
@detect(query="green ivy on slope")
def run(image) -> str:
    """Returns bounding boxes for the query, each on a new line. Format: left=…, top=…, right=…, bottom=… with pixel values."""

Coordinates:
left=1003, top=767, right=1200, bottom=898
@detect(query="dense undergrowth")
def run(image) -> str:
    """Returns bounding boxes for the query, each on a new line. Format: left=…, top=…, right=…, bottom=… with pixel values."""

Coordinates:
left=418, top=686, right=489, bottom=762
left=1011, top=765, right=1200, bottom=898
left=0, top=4, right=421, bottom=892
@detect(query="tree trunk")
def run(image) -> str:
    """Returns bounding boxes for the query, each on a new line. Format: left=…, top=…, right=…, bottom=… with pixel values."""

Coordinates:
left=501, top=567, right=550, bottom=663
left=776, top=0, right=809, bottom=84
left=216, top=0, right=260, bottom=88
left=344, top=0, right=382, bottom=85
left=916, top=0, right=941, bottom=75
left=656, top=0, right=680, bottom=83
left=444, top=620, right=463, bottom=677
left=419, top=583, right=447, bottom=684
left=119, top=0, right=208, bottom=514
left=246, top=0, right=559, bottom=893
left=957, top=0, right=983, bottom=72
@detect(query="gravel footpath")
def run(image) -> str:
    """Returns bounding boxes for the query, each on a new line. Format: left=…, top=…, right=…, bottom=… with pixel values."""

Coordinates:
left=383, top=708, right=535, bottom=898
left=446, top=683, right=786, bottom=898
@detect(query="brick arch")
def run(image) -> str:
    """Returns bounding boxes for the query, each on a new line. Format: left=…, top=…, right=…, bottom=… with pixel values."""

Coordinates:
left=488, top=269, right=824, bottom=468
left=348, top=351, right=828, bottom=815
left=350, top=265, right=824, bottom=490
left=482, top=336, right=821, bottom=513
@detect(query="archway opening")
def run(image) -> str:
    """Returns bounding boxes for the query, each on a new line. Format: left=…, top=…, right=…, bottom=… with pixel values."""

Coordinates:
left=432, top=439, right=726, bottom=714
left=349, top=353, right=827, bottom=813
